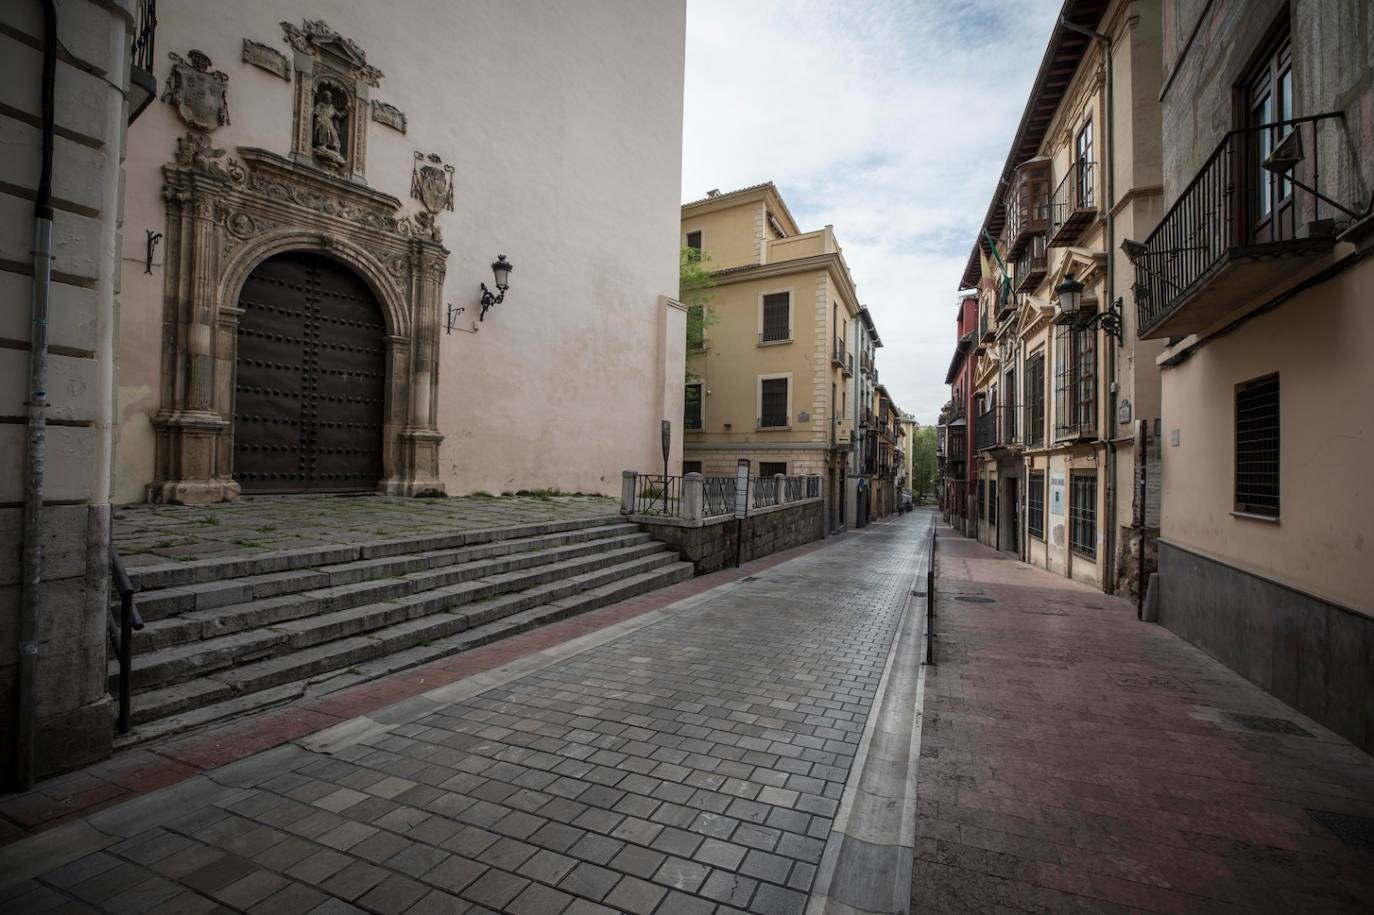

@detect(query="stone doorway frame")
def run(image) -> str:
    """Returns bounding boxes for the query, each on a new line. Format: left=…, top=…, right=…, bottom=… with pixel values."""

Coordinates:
left=147, top=141, right=447, bottom=503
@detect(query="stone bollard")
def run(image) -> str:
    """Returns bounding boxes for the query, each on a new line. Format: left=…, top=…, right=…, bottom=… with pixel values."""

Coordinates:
left=682, top=473, right=704, bottom=521
left=774, top=474, right=786, bottom=505
left=621, top=470, right=637, bottom=514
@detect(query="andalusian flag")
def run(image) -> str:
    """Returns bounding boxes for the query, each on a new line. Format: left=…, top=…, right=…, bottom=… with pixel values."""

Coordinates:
left=983, top=229, right=1012, bottom=307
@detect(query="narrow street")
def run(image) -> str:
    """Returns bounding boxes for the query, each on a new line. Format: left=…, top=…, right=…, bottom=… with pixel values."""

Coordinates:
left=914, top=524, right=1374, bottom=914
left=0, top=516, right=932, bottom=915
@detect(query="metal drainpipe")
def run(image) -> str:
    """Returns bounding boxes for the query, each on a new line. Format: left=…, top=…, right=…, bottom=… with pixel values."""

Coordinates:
left=18, top=0, right=58, bottom=791
left=1060, top=13, right=1116, bottom=594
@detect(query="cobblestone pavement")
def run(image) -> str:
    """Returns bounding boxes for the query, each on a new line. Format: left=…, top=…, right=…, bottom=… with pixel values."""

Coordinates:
left=912, top=523, right=1374, bottom=914
left=113, top=495, right=620, bottom=568
left=2, top=516, right=930, bottom=914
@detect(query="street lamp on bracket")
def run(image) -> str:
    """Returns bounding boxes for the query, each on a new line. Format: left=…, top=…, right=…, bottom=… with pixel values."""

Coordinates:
left=1055, top=272, right=1123, bottom=344
left=447, top=255, right=515, bottom=333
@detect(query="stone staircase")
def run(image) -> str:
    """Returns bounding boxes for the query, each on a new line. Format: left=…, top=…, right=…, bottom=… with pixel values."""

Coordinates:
left=112, top=516, right=691, bottom=743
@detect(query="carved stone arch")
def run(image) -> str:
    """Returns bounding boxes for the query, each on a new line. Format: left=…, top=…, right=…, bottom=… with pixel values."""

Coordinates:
left=148, top=143, right=446, bottom=503
left=219, top=229, right=411, bottom=339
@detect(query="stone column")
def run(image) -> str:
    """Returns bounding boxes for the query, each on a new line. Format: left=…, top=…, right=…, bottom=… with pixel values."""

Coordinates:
left=774, top=474, right=787, bottom=505
left=682, top=473, right=704, bottom=521
left=621, top=471, right=637, bottom=514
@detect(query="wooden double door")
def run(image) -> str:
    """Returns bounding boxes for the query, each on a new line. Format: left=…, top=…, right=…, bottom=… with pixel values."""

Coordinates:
left=233, top=252, right=386, bottom=494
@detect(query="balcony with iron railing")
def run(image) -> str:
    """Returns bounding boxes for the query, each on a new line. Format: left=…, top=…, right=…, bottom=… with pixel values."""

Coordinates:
left=974, top=406, right=1020, bottom=452
left=1134, top=113, right=1356, bottom=339
left=128, top=0, right=158, bottom=122
left=1015, top=243, right=1048, bottom=294
left=1050, top=160, right=1097, bottom=247
left=1005, top=158, right=1051, bottom=258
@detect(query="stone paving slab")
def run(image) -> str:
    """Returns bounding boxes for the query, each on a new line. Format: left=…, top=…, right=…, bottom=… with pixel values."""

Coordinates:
left=113, top=494, right=620, bottom=569
left=2, top=516, right=930, bottom=914
left=911, top=524, right=1374, bottom=914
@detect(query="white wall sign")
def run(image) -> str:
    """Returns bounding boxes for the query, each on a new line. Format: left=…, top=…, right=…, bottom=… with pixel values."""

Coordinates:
left=1049, top=472, right=1065, bottom=516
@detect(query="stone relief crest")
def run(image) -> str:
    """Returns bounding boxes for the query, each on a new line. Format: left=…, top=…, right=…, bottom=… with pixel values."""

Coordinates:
left=281, top=19, right=383, bottom=86
left=410, top=152, right=455, bottom=214
left=163, top=50, right=230, bottom=131
left=242, top=39, right=290, bottom=80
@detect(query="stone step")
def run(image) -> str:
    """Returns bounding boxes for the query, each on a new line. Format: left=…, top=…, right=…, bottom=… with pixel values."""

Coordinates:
left=123, top=558, right=693, bottom=730
left=129, top=522, right=645, bottom=621
left=124, top=514, right=625, bottom=591
left=114, top=540, right=670, bottom=691
left=130, top=528, right=653, bottom=647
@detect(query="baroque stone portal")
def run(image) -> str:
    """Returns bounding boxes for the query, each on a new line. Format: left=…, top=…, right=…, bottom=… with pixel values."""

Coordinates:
left=147, top=142, right=448, bottom=503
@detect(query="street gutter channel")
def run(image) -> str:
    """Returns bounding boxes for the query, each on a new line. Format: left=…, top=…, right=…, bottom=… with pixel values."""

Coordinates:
left=807, top=514, right=932, bottom=915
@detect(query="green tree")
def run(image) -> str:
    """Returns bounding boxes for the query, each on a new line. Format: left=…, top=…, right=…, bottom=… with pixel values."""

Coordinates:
left=680, top=245, right=715, bottom=356
left=912, top=425, right=937, bottom=501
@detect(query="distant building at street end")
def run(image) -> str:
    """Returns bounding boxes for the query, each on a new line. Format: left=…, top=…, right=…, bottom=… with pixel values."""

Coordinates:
left=1146, top=0, right=1374, bottom=756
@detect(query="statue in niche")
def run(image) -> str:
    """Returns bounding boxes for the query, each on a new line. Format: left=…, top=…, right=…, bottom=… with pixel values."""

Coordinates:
left=311, top=84, right=348, bottom=167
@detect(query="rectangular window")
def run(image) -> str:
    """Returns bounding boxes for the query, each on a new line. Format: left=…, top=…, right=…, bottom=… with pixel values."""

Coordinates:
left=761, top=292, right=791, bottom=342
left=978, top=478, right=986, bottom=519
left=685, top=230, right=702, bottom=252
left=1027, top=470, right=1046, bottom=539
left=1026, top=351, right=1045, bottom=446
left=989, top=479, right=998, bottom=524
left=682, top=460, right=702, bottom=475
left=1235, top=374, right=1280, bottom=516
left=684, top=383, right=703, bottom=431
left=759, top=377, right=789, bottom=428
left=1069, top=471, right=1097, bottom=557
left=1054, top=322, right=1097, bottom=438
left=759, top=461, right=787, bottom=478
left=1076, top=119, right=1094, bottom=208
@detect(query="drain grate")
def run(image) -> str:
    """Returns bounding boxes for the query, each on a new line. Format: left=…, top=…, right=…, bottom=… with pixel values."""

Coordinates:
left=912, top=590, right=927, bottom=597
left=1225, top=712, right=1314, bottom=738
left=954, top=595, right=996, bottom=604
left=1306, top=809, right=1374, bottom=853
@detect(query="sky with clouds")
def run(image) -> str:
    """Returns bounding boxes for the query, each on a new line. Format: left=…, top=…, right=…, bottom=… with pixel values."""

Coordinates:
left=682, top=0, right=1063, bottom=425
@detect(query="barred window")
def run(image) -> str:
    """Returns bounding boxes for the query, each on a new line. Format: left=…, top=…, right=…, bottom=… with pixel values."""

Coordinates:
left=978, top=478, right=986, bottom=519
left=989, top=479, right=998, bottom=524
left=684, top=383, right=703, bottom=430
left=1054, top=323, right=1096, bottom=438
left=685, top=230, right=702, bottom=252
left=1069, top=471, right=1097, bottom=557
left=759, top=461, right=787, bottom=477
left=1026, top=351, right=1045, bottom=446
left=1027, top=470, right=1045, bottom=539
left=761, top=292, right=791, bottom=342
left=1235, top=374, right=1279, bottom=516
left=682, top=461, right=702, bottom=475
left=759, top=378, right=789, bottom=427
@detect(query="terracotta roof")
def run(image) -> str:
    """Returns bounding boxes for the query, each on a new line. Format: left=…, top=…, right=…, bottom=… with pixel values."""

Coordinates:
left=681, top=181, right=775, bottom=208
left=957, top=0, right=1109, bottom=290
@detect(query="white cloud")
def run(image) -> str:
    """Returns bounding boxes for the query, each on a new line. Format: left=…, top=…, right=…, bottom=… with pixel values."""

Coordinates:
left=683, top=0, right=1062, bottom=423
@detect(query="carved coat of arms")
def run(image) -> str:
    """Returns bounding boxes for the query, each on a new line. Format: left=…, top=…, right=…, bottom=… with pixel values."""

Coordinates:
left=163, top=50, right=230, bottom=131
left=411, top=152, right=455, bottom=214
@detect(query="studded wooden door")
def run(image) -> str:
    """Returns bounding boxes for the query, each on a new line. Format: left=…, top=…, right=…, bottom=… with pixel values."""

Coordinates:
left=234, top=252, right=386, bottom=493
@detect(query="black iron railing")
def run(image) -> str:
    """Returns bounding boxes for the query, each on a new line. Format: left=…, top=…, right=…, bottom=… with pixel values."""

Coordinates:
left=108, top=544, right=144, bottom=734
left=785, top=476, right=803, bottom=502
left=634, top=474, right=681, bottom=516
left=751, top=477, right=779, bottom=509
left=1134, top=113, right=1347, bottom=335
left=806, top=475, right=821, bottom=499
left=974, top=409, right=996, bottom=450
left=703, top=476, right=733, bottom=517
left=1050, top=160, right=1095, bottom=242
left=132, top=0, right=157, bottom=73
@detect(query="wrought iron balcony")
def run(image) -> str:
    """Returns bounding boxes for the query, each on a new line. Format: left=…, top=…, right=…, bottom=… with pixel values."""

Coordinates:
left=974, top=406, right=1019, bottom=452
left=1050, top=160, right=1097, bottom=247
left=1133, top=113, right=1352, bottom=339
left=128, top=0, right=158, bottom=123
left=1006, top=159, right=1051, bottom=258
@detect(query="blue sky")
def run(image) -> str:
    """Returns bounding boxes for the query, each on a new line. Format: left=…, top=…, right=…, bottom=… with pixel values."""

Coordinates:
left=682, top=0, right=1063, bottom=424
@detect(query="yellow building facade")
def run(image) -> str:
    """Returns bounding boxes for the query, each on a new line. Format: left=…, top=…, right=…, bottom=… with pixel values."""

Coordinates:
left=680, top=184, right=860, bottom=531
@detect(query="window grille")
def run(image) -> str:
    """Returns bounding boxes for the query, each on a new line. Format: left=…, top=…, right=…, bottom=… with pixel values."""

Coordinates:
left=1026, top=352, right=1045, bottom=446
left=684, top=383, right=703, bottom=430
left=1054, top=323, right=1097, bottom=438
left=1027, top=470, right=1045, bottom=539
left=989, top=479, right=998, bottom=523
left=1235, top=374, right=1279, bottom=516
left=1069, top=471, right=1097, bottom=557
left=761, top=293, right=790, bottom=342
left=682, top=460, right=702, bottom=475
left=759, top=461, right=787, bottom=477
left=759, top=379, right=789, bottom=428
left=978, top=478, right=986, bottom=519
left=685, top=230, right=702, bottom=252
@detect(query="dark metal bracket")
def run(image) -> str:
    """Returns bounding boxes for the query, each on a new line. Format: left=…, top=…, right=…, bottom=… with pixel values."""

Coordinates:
left=145, top=229, right=162, bottom=274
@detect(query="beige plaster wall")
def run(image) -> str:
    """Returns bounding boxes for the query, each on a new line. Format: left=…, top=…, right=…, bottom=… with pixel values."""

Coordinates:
left=114, top=0, right=686, bottom=502
left=681, top=200, right=763, bottom=271
left=1158, top=258, right=1374, bottom=612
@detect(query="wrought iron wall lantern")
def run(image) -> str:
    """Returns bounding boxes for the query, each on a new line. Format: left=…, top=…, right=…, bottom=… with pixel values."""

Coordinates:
left=479, top=254, right=513, bottom=321
left=1055, top=273, right=1123, bottom=343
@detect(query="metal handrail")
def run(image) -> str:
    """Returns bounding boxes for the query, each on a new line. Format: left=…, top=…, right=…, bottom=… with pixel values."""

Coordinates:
left=108, top=544, right=144, bottom=734
left=131, top=0, right=157, bottom=73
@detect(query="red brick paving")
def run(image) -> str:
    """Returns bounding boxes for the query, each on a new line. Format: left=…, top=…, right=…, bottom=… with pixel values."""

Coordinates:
left=0, top=531, right=842, bottom=845
left=911, top=524, right=1374, bottom=914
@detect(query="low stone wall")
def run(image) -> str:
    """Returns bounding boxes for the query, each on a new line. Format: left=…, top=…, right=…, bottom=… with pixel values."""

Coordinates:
left=632, top=499, right=825, bottom=574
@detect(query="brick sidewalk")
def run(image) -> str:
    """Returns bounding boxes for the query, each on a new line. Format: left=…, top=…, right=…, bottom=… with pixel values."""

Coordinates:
left=912, top=525, right=1374, bottom=914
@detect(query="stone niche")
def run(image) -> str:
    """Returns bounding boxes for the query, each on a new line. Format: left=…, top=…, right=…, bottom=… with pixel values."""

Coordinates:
left=147, top=139, right=447, bottom=503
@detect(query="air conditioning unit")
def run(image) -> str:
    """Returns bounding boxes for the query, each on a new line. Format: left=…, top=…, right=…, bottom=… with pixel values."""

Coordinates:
left=835, top=418, right=853, bottom=444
